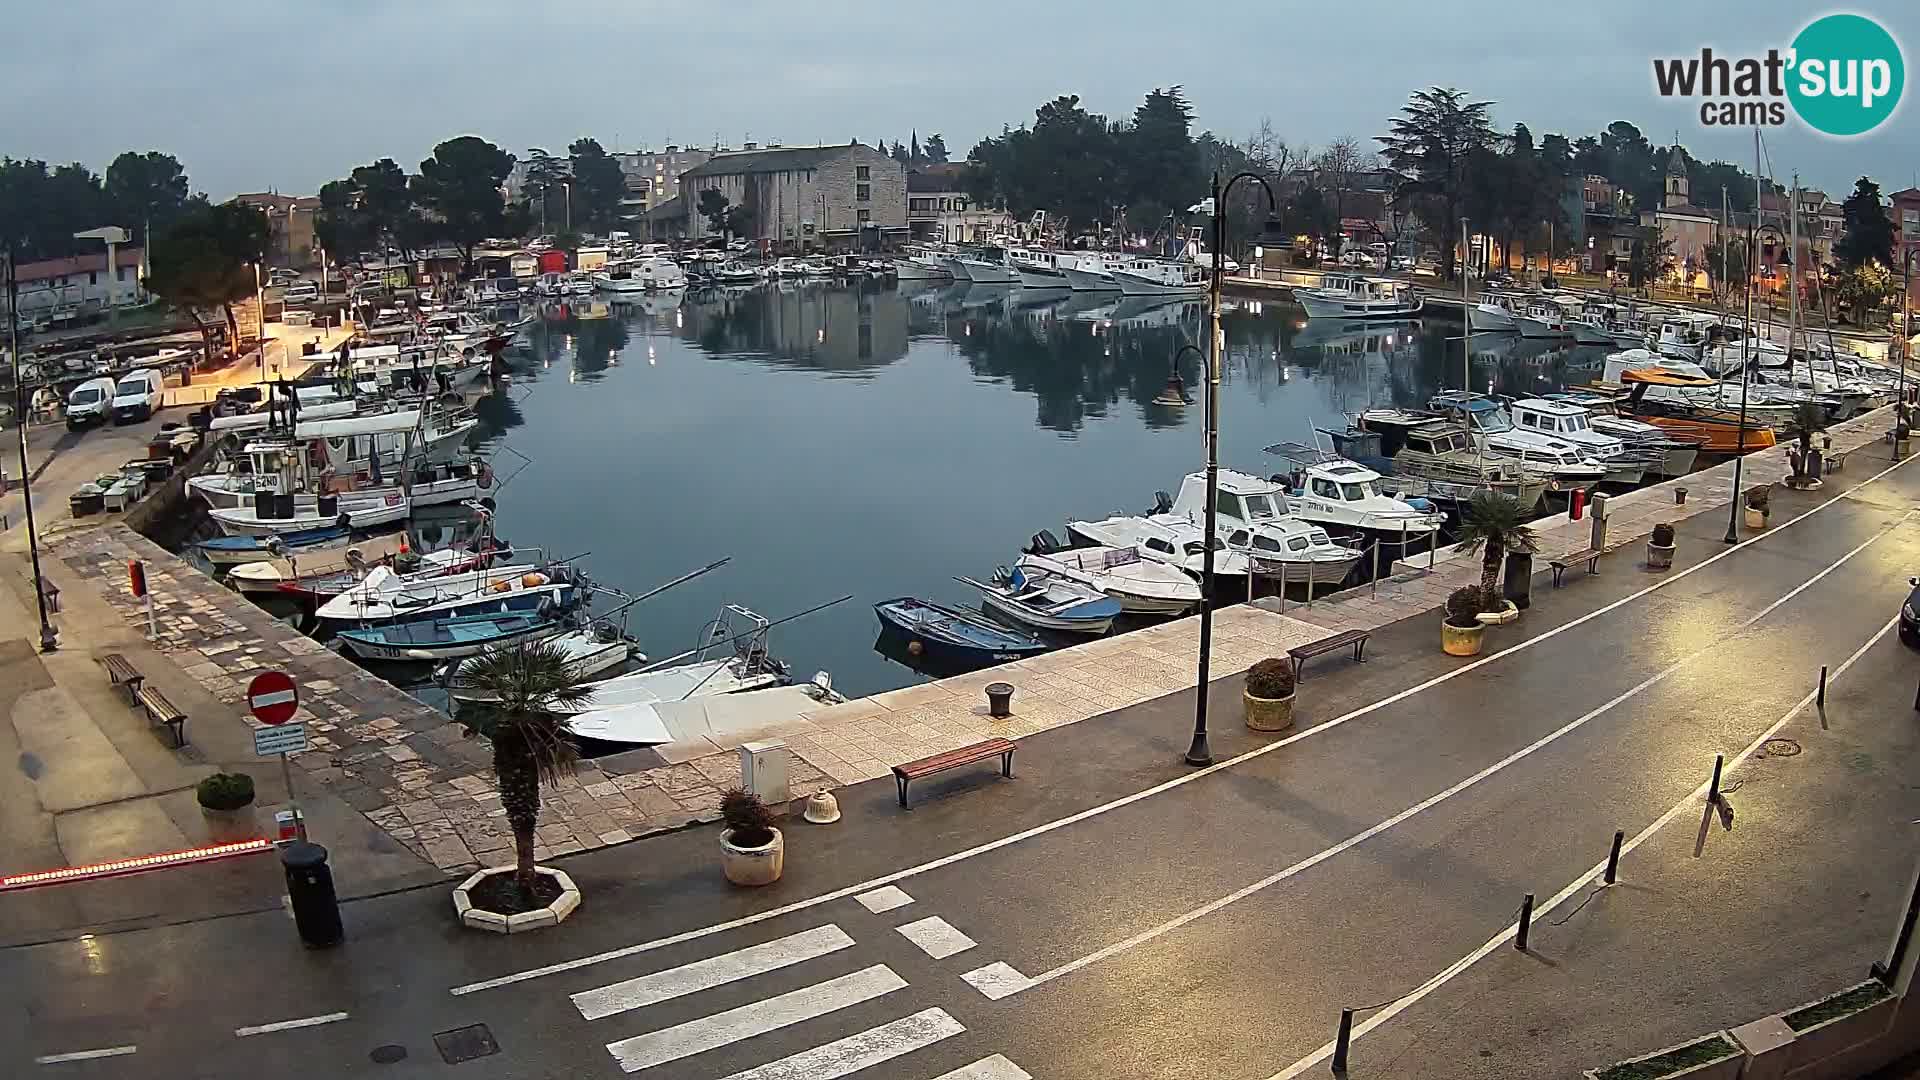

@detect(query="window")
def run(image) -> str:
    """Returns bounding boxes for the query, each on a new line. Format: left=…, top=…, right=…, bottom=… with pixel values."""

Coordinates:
left=1339, top=481, right=1372, bottom=500
left=1228, top=530, right=1250, bottom=547
left=1312, top=478, right=1340, bottom=499
left=1214, top=491, right=1240, bottom=519
left=88, top=271, right=98, bottom=285
left=856, top=184, right=870, bottom=202
left=1145, top=538, right=1175, bottom=554
left=857, top=209, right=871, bottom=224
left=1286, top=536, right=1309, bottom=552
left=1253, top=534, right=1283, bottom=553
left=856, top=165, right=870, bottom=181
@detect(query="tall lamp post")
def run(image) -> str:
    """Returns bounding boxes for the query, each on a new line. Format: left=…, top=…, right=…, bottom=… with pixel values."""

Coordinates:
left=1897, top=248, right=1915, bottom=457
left=1188, top=169, right=1278, bottom=768
left=7, top=252, right=59, bottom=652
left=1723, top=138, right=1762, bottom=545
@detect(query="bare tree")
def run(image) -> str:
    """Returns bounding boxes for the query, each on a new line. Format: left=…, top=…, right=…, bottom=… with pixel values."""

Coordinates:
left=1315, top=135, right=1378, bottom=257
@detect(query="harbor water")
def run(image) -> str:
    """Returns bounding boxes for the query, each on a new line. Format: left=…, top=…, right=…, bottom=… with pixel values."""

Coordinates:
left=458, top=280, right=1615, bottom=699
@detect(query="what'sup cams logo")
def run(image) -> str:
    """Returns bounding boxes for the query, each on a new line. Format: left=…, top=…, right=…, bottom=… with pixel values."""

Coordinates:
left=1653, top=12, right=1905, bottom=136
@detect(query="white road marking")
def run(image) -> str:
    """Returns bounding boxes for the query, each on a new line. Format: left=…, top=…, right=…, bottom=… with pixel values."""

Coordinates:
left=1263, top=614, right=1900, bottom=1080
left=34, top=1046, right=137, bottom=1064
left=961, top=962, right=1034, bottom=1000
left=895, top=916, right=977, bottom=959
left=854, top=885, right=915, bottom=913
left=713, top=1007, right=964, bottom=1080
left=1006, top=514, right=1911, bottom=995
left=604, top=963, right=906, bottom=1074
left=572, top=925, right=855, bottom=1021
left=234, top=1011, right=350, bottom=1037
left=934, top=1054, right=1036, bottom=1080
left=448, top=455, right=1920, bottom=998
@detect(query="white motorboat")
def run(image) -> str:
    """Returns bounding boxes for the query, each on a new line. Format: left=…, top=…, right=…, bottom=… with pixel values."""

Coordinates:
left=957, top=253, right=1017, bottom=285
left=1294, top=274, right=1423, bottom=320
left=1651, top=312, right=1723, bottom=361
left=1112, top=259, right=1207, bottom=297
left=1508, top=397, right=1663, bottom=484
left=957, top=568, right=1122, bottom=635
left=1162, top=470, right=1367, bottom=586
left=1259, top=444, right=1447, bottom=544
left=1007, top=248, right=1073, bottom=290
left=445, top=622, right=642, bottom=701
left=1543, top=391, right=1702, bottom=477
left=315, top=562, right=579, bottom=628
left=1469, top=292, right=1522, bottom=332
left=892, top=253, right=952, bottom=280
left=1349, top=413, right=1551, bottom=508
left=209, top=491, right=414, bottom=537
left=564, top=680, right=841, bottom=746
left=1514, top=300, right=1573, bottom=339
left=1060, top=252, right=1127, bottom=291
left=1428, top=391, right=1611, bottom=486
left=1016, top=542, right=1201, bottom=615
left=1064, top=513, right=1255, bottom=586
left=595, top=256, right=687, bottom=293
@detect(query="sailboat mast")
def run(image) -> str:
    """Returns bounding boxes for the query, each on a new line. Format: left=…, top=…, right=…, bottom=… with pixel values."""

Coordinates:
left=1789, top=172, right=1800, bottom=362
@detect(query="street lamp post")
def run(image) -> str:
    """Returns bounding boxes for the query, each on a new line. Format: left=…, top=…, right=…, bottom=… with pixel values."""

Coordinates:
left=1188, top=169, right=1278, bottom=768
left=1897, top=249, right=1915, bottom=457
left=1724, top=160, right=1762, bottom=544
left=6, top=252, right=59, bottom=652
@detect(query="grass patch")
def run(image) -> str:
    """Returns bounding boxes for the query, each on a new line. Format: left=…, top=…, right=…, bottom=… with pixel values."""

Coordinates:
left=1594, top=1034, right=1736, bottom=1080
left=1784, top=981, right=1891, bottom=1032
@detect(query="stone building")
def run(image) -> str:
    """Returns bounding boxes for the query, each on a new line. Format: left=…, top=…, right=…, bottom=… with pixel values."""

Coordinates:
left=907, top=164, right=1010, bottom=244
left=679, top=143, right=907, bottom=252
left=1638, top=149, right=1719, bottom=287
left=233, top=192, right=321, bottom=268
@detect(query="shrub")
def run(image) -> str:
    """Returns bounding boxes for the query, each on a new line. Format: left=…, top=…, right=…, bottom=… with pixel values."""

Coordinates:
left=1651, top=522, right=1675, bottom=546
left=1245, top=658, right=1296, bottom=699
left=721, top=788, right=776, bottom=847
left=1445, top=586, right=1490, bottom=628
left=1745, top=486, right=1770, bottom=512
left=196, top=772, right=255, bottom=811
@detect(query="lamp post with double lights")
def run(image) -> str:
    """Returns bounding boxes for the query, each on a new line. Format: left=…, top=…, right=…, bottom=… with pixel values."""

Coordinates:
left=6, top=252, right=59, bottom=652
left=1187, top=170, right=1279, bottom=768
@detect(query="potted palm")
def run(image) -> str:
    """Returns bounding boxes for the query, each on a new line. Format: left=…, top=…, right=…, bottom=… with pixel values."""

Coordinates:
left=1743, top=486, right=1770, bottom=530
left=719, top=788, right=784, bottom=886
left=1647, top=522, right=1676, bottom=570
left=1454, top=491, right=1538, bottom=625
left=196, top=772, right=257, bottom=843
left=449, top=640, right=592, bottom=933
left=1243, top=658, right=1297, bottom=732
left=1442, top=586, right=1490, bottom=656
left=1786, top=403, right=1826, bottom=489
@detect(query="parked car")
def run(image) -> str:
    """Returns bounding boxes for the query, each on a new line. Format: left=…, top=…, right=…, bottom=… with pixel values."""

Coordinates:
left=1339, top=250, right=1378, bottom=269
left=111, top=369, right=164, bottom=424
left=283, top=281, right=320, bottom=305
left=1902, top=576, right=1920, bottom=648
left=1389, top=255, right=1415, bottom=272
left=65, top=376, right=119, bottom=429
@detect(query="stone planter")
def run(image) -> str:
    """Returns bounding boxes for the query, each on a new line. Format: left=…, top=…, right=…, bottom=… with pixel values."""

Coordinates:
left=1441, top=620, right=1485, bottom=656
left=1583, top=1032, right=1743, bottom=1080
left=1244, top=688, right=1296, bottom=732
left=1744, top=508, right=1768, bottom=531
left=1476, top=600, right=1520, bottom=626
left=720, top=827, right=785, bottom=887
left=1782, top=980, right=1896, bottom=1073
left=1647, top=542, right=1675, bottom=571
left=453, top=865, right=582, bottom=934
left=200, top=804, right=259, bottom=844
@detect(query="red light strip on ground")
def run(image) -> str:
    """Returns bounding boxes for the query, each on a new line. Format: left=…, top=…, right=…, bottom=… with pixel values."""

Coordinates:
left=0, top=839, right=274, bottom=892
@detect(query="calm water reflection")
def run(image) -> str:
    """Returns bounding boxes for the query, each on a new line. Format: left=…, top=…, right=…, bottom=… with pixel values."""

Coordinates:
left=476, top=282, right=1612, bottom=697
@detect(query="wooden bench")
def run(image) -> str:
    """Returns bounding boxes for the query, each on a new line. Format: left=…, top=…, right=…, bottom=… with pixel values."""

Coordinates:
left=1826, top=447, right=1850, bottom=474
left=1288, top=629, right=1372, bottom=679
left=134, top=685, right=188, bottom=748
left=1549, top=549, right=1601, bottom=587
left=101, top=653, right=144, bottom=703
left=893, top=738, right=1015, bottom=807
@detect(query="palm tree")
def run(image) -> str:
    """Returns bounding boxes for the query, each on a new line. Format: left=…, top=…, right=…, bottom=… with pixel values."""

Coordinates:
left=454, top=640, right=593, bottom=898
left=1453, top=491, right=1540, bottom=603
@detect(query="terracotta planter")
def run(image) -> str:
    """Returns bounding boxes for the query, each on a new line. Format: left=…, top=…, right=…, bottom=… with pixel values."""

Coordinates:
left=452, top=865, right=582, bottom=934
left=720, top=827, right=785, bottom=886
left=1744, top=508, right=1768, bottom=530
left=1647, top=542, right=1675, bottom=570
left=1441, top=620, right=1485, bottom=656
left=200, top=803, right=258, bottom=844
left=1244, top=688, right=1296, bottom=732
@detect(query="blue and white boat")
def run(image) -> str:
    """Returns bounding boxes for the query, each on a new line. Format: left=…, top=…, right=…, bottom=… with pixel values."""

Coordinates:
left=314, top=563, right=580, bottom=627
left=195, top=523, right=397, bottom=566
left=336, top=610, right=572, bottom=661
left=874, top=597, right=1048, bottom=667
left=957, top=567, right=1123, bottom=635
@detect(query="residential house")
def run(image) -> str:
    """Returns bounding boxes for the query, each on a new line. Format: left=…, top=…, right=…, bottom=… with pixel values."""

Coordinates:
left=234, top=192, right=321, bottom=268
left=1893, top=187, right=1920, bottom=309
left=3, top=247, right=148, bottom=317
left=616, top=145, right=717, bottom=225
left=906, top=164, right=1009, bottom=244
left=679, top=143, right=907, bottom=252
left=1637, top=149, right=1718, bottom=287
left=1579, top=175, right=1634, bottom=274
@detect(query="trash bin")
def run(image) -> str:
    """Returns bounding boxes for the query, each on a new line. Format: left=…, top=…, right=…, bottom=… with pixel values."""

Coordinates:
left=281, top=841, right=343, bottom=948
left=1503, top=551, right=1534, bottom=611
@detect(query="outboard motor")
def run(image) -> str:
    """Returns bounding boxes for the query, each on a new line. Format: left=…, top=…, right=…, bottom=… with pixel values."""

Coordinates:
left=1026, top=530, right=1063, bottom=555
left=1150, top=491, right=1174, bottom=515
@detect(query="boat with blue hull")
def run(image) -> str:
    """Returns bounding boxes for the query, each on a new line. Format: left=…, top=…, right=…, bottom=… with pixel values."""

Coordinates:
left=196, top=523, right=393, bottom=566
left=957, top=568, right=1123, bottom=635
left=336, top=610, right=571, bottom=662
left=874, top=597, right=1048, bottom=670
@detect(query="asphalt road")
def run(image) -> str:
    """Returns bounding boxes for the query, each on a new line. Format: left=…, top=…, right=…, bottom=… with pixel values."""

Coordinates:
left=6, top=455, right=1920, bottom=1080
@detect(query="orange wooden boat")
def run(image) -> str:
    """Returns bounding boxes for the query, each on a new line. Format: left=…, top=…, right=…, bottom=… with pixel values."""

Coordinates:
left=1616, top=369, right=1776, bottom=454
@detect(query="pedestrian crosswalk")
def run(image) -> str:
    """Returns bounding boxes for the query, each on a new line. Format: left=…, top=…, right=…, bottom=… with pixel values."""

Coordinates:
left=573, top=893, right=1032, bottom=1078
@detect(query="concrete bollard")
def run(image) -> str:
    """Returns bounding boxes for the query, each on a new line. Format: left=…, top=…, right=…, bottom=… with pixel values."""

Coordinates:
left=1604, top=830, right=1624, bottom=885
left=1676, top=486, right=1688, bottom=505
left=1515, top=893, right=1535, bottom=951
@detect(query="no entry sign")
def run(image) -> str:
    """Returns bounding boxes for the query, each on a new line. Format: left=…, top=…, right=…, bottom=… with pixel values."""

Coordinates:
left=247, top=671, right=299, bottom=726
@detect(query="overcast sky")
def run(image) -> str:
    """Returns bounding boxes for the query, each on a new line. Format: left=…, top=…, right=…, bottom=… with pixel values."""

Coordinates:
left=8, top=1, right=1913, bottom=201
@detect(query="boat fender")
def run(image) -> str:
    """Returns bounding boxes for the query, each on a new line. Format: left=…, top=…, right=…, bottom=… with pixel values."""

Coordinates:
left=337, top=512, right=353, bottom=530
left=907, top=639, right=924, bottom=656
left=477, top=463, right=493, bottom=490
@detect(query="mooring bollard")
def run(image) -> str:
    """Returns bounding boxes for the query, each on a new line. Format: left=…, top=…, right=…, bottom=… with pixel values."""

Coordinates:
left=1604, top=830, right=1624, bottom=885
left=1330, top=1007, right=1354, bottom=1074
left=1676, top=485, right=1688, bottom=505
left=1515, top=893, right=1535, bottom=951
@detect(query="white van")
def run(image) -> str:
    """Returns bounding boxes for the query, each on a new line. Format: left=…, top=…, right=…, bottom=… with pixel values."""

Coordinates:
left=65, top=377, right=119, bottom=429
left=111, top=369, right=164, bottom=424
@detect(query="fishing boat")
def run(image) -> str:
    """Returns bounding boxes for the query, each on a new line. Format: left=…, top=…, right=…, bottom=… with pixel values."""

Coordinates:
left=956, top=250, right=1018, bottom=285
left=444, top=621, right=642, bottom=699
left=314, top=563, right=576, bottom=626
left=1007, top=248, right=1074, bottom=290
left=227, top=540, right=494, bottom=598
left=957, top=568, right=1123, bottom=635
left=335, top=609, right=571, bottom=661
left=1112, top=259, right=1207, bottom=297
left=1059, top=252, right=1128, bottom=291
left=874, top=597, right=1048, bottom=667
left=1349, top=412, right=1551, bottom=507
left=194, top=522, right=377, bottom=566
left=594, top=256, right=687, bottom=293
left=1294, top=274, right=1423, bottom=320
left=1468, top=291, right=1522, bottom=333
left=1016, top=540, right=1201, bottom=615
left=209, top=490, right=414, bottom=537
left=1514, top=299, right=1573, bottom=339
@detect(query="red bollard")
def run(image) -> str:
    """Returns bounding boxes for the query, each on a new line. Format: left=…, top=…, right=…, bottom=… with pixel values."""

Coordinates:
left=1570, top=488, right=1586, bottom=521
